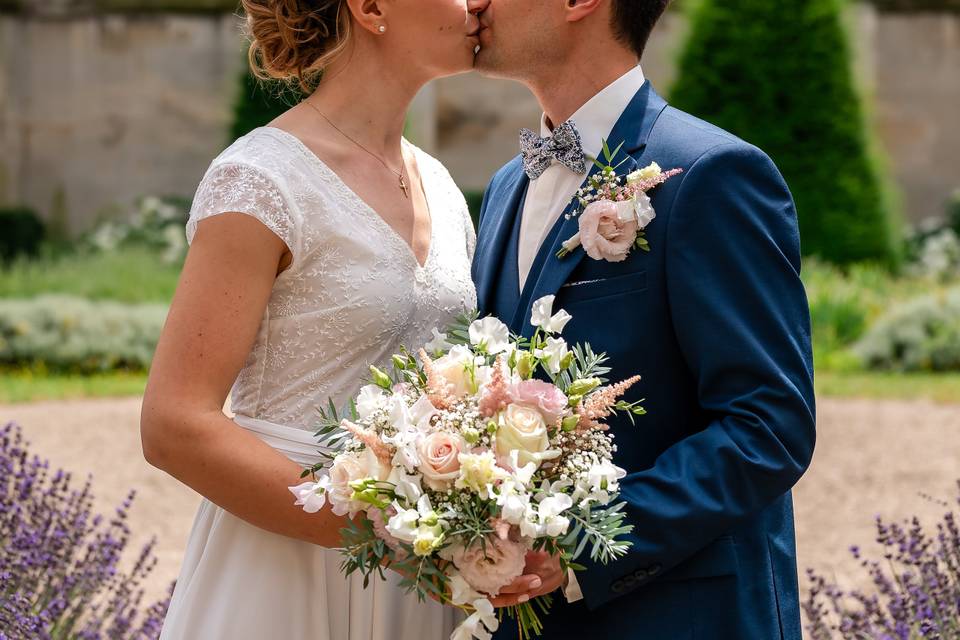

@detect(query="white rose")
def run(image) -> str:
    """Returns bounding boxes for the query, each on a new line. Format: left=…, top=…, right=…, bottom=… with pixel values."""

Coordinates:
left=495, top=404, right=560, bottom=468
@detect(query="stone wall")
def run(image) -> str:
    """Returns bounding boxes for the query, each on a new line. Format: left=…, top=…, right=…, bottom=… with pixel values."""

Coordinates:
left=0, top=5, right=957, bottom=233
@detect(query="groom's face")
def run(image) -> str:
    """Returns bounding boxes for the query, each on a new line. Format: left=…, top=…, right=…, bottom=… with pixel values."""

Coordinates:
left=472, top=0, right=567, bottom=79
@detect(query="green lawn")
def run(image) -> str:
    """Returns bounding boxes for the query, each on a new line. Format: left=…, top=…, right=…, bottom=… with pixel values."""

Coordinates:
left=0, top=369, right=149, bottom=404
left=0, top=248, right=181, bottom=304
left=815, top=371, right=960, bottom=404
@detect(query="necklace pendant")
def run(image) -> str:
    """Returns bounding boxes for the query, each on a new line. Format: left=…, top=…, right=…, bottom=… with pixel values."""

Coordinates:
left=399, top=174, right=409, bottom=198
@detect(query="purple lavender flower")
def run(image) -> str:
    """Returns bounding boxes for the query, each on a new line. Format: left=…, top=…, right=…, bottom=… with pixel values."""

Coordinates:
left=0, top=422, right=173, bottom=639
left=804, top=481, right=960, bottom=639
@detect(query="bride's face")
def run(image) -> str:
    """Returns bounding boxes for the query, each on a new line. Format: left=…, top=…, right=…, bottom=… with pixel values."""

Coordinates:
left=384, top=0, right=482, bottom=78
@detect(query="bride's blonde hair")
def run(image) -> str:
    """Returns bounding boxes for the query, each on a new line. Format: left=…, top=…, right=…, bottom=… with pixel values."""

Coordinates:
left=241, top=0, right=352, bottom=92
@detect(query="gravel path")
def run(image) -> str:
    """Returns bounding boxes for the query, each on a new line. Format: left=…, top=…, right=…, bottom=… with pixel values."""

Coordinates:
left=2, top=395, right=959, bottom=624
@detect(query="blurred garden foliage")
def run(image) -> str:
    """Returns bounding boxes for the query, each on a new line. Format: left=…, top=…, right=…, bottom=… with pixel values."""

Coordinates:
left=671, top=0, right=901, bottom=267
left=0, top=296, right=167, bottom=374
left=0, top=206, right=45, bottom=264
left=230, top=57, right=303, bottom=141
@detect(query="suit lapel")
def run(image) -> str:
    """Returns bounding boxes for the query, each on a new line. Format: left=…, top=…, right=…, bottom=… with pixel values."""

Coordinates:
left=474, top=159, right=529, bottom=314
left=516, top=82, right=669, bottom=335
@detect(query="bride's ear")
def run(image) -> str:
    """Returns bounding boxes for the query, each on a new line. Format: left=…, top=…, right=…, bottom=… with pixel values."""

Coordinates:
left=564, top=0, right=604, bottom=23
left=345, top=0, right=388, bottom=36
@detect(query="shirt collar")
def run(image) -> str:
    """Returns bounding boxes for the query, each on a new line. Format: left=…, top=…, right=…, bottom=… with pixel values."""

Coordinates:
left=540, top=64, right=646, bottom=162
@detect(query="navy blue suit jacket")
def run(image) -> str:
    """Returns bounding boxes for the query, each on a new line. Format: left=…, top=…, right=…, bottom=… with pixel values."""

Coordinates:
left=471, top=82, right=816, bottom=640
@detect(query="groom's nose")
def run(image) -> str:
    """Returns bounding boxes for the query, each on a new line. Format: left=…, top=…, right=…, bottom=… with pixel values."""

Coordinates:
left=467, top=0, right=490, bottom=19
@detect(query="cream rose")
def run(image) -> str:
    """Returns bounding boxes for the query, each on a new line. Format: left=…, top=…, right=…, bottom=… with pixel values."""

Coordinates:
left=430, top=345, right=476, bottom=398
left=417, top=432, right=465, bottom=490
left=327, top=448, right=387, bottom=517
left=495, top=404, right=560, bottom=468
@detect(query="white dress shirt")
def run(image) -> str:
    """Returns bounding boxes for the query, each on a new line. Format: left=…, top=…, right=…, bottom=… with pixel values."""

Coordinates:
left=517, top=65, right=647, bottom=291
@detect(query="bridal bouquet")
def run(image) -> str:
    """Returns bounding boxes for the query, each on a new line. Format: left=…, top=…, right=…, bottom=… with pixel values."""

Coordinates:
left=289, top=296, right=645, bottom=640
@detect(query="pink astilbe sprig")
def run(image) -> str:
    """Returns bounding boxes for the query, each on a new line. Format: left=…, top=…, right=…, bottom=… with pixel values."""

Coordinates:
left=478, top=356, right=510, bottom=418
left=419, top=348, right=457, bottom=411
left=622, top=168, right=684, bottom=199
left=576, top=375, right=642, bottom=431
left=341, top=419, right=393, bottom=466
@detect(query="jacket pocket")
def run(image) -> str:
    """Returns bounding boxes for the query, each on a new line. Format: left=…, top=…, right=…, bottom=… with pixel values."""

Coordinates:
left=559, top=269, right=648, bottom=305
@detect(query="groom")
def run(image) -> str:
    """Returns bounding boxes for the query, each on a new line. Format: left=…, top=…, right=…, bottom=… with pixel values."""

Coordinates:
left=468, top=0, right=816, bottom=638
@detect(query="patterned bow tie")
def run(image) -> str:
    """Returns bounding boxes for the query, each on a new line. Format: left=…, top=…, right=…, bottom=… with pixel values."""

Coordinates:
left=519, top=120, right=588, bottom=180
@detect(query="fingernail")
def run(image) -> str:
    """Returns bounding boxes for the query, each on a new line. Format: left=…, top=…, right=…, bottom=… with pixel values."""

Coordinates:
left=518, top=594, right=530, bottom=603
left=531, top=578, right=542, bottom=589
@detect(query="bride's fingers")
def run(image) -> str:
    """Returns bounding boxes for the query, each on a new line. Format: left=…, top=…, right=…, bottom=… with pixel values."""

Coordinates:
left=497, top=573, right=542, bottom=594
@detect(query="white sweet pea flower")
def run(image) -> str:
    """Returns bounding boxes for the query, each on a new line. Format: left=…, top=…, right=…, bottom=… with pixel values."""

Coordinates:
left=288, top=476, right=331, bottom=514
left=386, top=501, right=421, bottom=543
left=452, top=598, right=499, bottom=640
left=497, top=483, right=531, bottom=526
left=508, top=450, right=537, bottom=486
left=424, top=327, right=454, bottom=355
left=448, top=572, right=483, bottom=607
left=537, top=336, right=570, bottom=374
left=587, top=461, right=627, bottom=494
left=469, top=317, right=511, bottom=355
left=356, top=384, right=386, bottom=419
left=387, top=467, right=423, bottom=506
left=530, top=295, right=573, bottom=334
left=536, top=493, right=573, bottom=537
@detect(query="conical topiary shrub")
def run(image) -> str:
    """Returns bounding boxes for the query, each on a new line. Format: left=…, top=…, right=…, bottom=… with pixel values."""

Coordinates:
left=670, top=0, right=901, bottom=267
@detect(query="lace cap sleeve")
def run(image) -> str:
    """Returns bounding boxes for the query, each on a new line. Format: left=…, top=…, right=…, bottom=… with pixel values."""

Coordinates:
left=186, top=161, right=300, bottom=259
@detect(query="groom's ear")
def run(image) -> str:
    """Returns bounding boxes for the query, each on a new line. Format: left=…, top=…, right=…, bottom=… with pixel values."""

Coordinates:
left=563, top=0, right=605, bottom=23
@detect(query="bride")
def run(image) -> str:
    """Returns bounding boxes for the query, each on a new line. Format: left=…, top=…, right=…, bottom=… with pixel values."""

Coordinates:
left=139, top=0, right=536, bottom=637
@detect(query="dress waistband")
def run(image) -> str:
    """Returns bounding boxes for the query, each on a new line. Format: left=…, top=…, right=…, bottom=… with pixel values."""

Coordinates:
left=232, top=414, right=330, bottom=468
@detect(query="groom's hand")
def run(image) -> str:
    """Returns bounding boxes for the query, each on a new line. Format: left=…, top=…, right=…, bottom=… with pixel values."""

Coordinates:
left=490, top=550, right=565, bottom=607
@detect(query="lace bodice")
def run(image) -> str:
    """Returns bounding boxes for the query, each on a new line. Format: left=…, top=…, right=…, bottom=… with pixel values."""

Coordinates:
left=186, top=127, right=477, bottom=428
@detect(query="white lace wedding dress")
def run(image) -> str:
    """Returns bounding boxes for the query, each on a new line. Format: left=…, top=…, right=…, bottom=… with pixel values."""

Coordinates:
left=159, top=127, right=476, bottom=639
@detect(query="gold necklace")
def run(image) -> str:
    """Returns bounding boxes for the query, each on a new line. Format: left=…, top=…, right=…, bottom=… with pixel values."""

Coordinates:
left=303, top=99, right=409, bottom=198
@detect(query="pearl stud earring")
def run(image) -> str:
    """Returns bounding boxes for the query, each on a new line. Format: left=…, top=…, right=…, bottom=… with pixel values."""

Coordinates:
left=378, top=25, right=386, bottom=33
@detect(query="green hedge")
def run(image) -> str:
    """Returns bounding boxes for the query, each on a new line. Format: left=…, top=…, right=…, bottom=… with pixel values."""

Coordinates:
left=0, top=206, right=45, bottom=264
left=671, top=0, right=901, bottom=267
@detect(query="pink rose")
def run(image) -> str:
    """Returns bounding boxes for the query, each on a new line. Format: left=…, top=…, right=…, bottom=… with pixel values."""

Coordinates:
left=510, top=379, right=567, bottom=424
left=417, top=432, right=465, bottom=490
left=449, top=530, right=528, bottom=596
left=578, top=200, right=639, bottom=263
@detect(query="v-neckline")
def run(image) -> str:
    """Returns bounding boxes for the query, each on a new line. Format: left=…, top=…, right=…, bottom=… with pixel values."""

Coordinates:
left=261, top=126, right=435, bottom=271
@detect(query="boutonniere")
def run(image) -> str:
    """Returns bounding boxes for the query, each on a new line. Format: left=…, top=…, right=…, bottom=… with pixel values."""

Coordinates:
left=557, top=139, right=682, bottom=262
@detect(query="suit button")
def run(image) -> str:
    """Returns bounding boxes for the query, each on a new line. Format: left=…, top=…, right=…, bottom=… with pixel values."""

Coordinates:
left=633, top=568, right=648, bottom=581
left=648, top=564, right=662, bottom=576
left=611, top=580, right=624, bottom=593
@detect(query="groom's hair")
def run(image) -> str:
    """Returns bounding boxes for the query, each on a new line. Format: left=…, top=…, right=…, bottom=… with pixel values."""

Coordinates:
left=611, top=0, right=672, bottom=58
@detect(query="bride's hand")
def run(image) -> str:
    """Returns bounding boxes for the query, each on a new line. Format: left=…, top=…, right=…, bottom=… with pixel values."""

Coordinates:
left=490, top=550, right=564, bottom=608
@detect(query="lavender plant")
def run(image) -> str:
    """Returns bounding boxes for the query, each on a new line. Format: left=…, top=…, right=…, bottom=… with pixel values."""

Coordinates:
left=804, top=482, right=960, bottom=639
left=0, top=422, right=172, bottom=639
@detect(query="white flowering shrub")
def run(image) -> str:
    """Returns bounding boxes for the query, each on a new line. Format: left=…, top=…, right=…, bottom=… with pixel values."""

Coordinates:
left=0, top=295, right=167, bottom=373
left=82, top=196, right=188, bottom=264
left=854, top=287, right=960, bottom=371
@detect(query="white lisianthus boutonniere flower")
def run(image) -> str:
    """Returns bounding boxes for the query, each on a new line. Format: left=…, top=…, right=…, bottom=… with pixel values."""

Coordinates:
left=557, top=139, right=683, bottom=262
